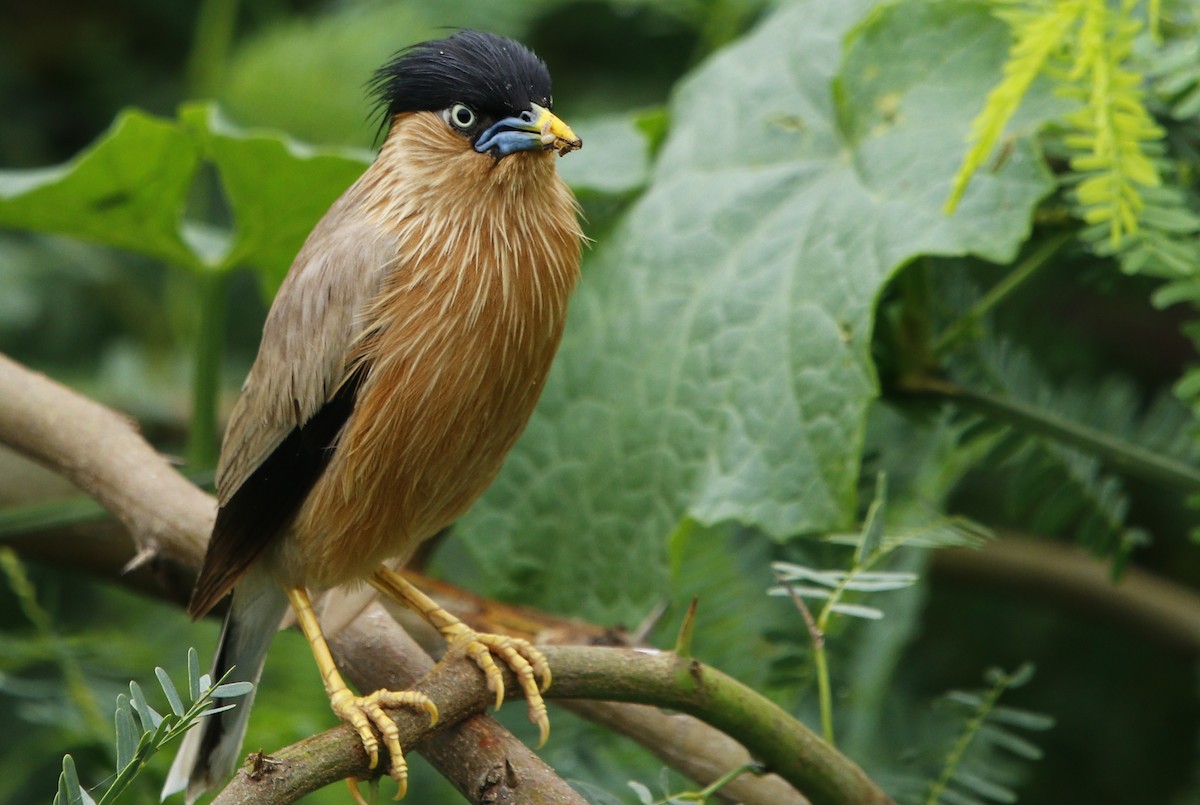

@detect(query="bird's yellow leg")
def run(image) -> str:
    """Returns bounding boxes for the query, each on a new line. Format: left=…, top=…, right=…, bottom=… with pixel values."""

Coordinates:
left=368, top=567, right=551, bottom=746
left=286, top=586, right=438, bottom=799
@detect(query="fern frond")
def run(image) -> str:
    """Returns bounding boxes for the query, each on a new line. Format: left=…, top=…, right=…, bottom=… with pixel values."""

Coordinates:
left=945, top=305, right=1200, bottom=566
left=1063, top=0, right=1164, bottom=247
left=925, top=664, right=1051, bottom=805
left=950, top=1, right=1167, bottom=251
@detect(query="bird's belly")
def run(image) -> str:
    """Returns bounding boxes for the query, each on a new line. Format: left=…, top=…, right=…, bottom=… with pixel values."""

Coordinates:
left=286, top=320, right=561, bottom=591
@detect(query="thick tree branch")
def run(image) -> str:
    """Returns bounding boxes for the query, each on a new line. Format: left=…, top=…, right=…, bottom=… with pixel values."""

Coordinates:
left=217, top=604, right=586, bottom=805
left=933, top=534, right=1200, bottom=657
left=0, top=354, right=211, bottom=569
left=218, top=634, right=884, bottom=805
left=0, top=352, right=888, bottom=804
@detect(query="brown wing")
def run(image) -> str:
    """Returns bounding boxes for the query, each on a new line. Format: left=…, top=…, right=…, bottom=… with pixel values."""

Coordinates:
left=188, top=198, right=400, bottom=619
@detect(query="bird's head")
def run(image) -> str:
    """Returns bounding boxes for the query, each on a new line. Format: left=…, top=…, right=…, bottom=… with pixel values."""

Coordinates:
left=370, top=30, right=581, bottom=162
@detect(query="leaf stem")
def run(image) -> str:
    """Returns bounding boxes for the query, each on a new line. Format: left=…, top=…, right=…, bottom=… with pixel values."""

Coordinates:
left=900, top=376, right=1200, bottom=494
left=813, top=641, right=835, bottom=746
left=774, top=573, right=835, bottom=745
left=933, top=233, right=1071, bottom=357
left=924, top=665, right=1031, bottom=805
left=186, top=0, right=241, bottom=99
left=683, top=761, right=764, bottom=801
left=186, top=271, right=228, bottom=468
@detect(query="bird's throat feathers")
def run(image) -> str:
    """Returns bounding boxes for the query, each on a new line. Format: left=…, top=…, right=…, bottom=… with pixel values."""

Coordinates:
left=353, top=111, right=582, bottom=332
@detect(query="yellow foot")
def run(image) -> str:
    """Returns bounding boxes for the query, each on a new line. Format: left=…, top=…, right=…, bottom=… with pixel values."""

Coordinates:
left=330, top=687, right=439, bottom=799
left=442, top=623, right=552, bottom=746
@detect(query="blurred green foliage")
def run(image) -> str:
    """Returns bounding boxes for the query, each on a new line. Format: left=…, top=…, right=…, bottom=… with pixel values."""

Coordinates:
left=1, top=1, right=1199, bottom=804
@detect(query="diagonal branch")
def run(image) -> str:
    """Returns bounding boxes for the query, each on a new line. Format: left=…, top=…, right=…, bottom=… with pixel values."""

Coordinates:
left=0, top=354, right=211, bottom=569
left=0, top=351, right=890, bottom=805
left=217, top=628, right=885, bottom=805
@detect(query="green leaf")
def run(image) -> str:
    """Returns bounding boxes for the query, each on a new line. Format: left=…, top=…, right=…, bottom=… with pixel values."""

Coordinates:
left=179, top=104, right=368, bottom=294
left=199, top=703, right=239, bottom=717
left=211, top=681, right=255, bottom=698
left=978, top=725, right=1044, bottom=761
left=187, top=646, right=201, bottom=702
left=945, top=690, right=985, bottom=709
left=113, top=696, right=137, bottom=773
left=950, top=769, right=1017, bottom=803
left=0, top=110, right=203, bottom=269
left=56, top=755, right=83, bottom=805
left=628, top=780, right=655, bottom=805
left=938, top=789, right=985, bottom=805
left=459, top=0, right=1053, bottom=620
left=128, top=681, right=162, bottom=732
left=155, top=667, right=185, bottom=716
left=988, top=705, right=1055, bottom=731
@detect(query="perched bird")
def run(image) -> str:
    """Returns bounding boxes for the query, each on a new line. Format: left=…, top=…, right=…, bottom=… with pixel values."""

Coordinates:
left=163, top=30, right=583, bottom=802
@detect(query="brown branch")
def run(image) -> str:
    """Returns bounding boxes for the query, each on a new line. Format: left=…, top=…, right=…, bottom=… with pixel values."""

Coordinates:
left=0, top=354, right=211, bottom=569
left=217, top=636, right=887, bottom=805
left=216, top=604, right=585, bottom=805
left=932, top=534, right=1200, bottom=657
left=0, top=352, right=889, bottom=804
left=386, top=576, right=810, bottom=804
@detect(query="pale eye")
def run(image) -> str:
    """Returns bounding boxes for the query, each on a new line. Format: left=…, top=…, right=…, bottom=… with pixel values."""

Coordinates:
left=447, top=103, right=477, bottom=131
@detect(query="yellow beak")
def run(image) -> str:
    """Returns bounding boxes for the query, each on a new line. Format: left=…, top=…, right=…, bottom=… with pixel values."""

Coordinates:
left=531, top=104, right=582, bottom=155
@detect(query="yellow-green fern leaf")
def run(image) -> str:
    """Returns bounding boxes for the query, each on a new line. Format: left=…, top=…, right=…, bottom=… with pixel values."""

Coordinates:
left=1066, top=0, right=1163, bottom=247
left=945, top=0, right=1083, bottom=213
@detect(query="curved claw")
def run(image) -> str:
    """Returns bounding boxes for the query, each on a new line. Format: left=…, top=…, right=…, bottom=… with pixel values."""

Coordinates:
left=446, top=629, right=552, bottom=747
left=330, top=687, right=438, bottom=799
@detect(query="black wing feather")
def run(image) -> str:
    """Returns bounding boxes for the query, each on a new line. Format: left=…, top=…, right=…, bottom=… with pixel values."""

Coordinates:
left=187, top=365, right=369, bottom=619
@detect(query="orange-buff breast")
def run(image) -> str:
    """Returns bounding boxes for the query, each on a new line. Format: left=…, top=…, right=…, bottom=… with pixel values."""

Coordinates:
left=287, top=113, right=583, bottom=590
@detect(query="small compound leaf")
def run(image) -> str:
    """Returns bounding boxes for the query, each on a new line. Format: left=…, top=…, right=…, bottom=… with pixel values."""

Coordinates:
left=114, top=697, right=138, bottom=772
left=951, top=769, right=1018, bottom=803
left=938, top=788, right=985, bottom=805
left=627, top=781, right=655, bottom=805
left=128, top=681, right=163, bottom=732
left=771, top=562, right=846, bottom=587
left=187, top=647, right=201, bottom=702
left=944, top=690, right=984, bottom=709
left=828, top=602, right=885, bottom=620
left=211, top=681, right=255, bottom=698
left=155, top=667, right=185, bottom=716
left=1007, top=662, right=1036, bottom=688
left=56, top=754, right=84, bottom=805
left=988, top=705, right=1055, bottom=731
left=198, top=703, right=239, bottom=718
left=979, top=724, right=1044, bottom=760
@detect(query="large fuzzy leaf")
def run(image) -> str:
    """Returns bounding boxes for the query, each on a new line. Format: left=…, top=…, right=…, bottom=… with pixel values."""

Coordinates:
left=179, top=105, right=369, bottom=293
left=0, top=104, right=367, bottom=292
left=0, top=110, right=202, bottom=269
left=459, top=0, right=1055, bottom=621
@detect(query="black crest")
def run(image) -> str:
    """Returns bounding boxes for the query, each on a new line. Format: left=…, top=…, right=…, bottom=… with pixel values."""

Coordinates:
left=370, top=30, right=553, bottom=127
